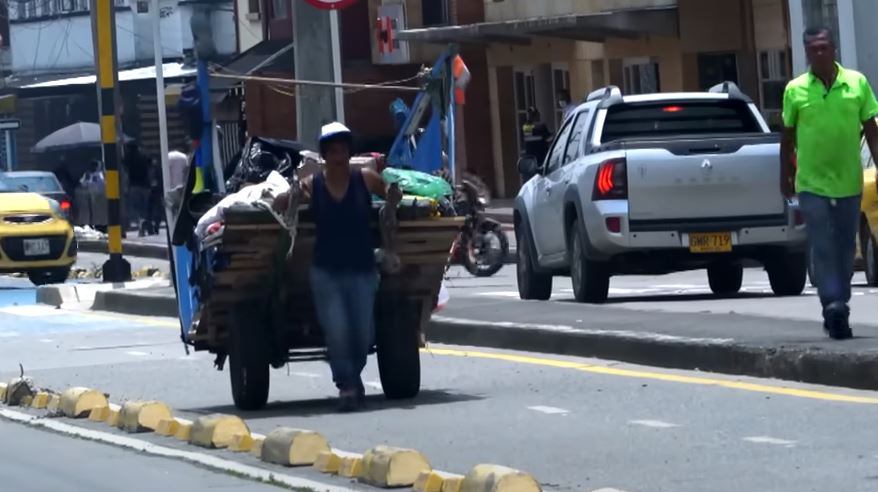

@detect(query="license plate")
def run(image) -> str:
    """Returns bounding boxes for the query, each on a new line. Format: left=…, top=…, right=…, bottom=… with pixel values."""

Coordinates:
left=689, top=232, right=732, bottom=253
left=23, top=238, right=50, bottom=256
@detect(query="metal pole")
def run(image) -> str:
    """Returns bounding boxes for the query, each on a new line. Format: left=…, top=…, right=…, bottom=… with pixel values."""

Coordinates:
left=329, top=9, right=344, bottom=123
left=92, top=0, right=131, bottom=282
left=152, top=0, right=169, bottom=197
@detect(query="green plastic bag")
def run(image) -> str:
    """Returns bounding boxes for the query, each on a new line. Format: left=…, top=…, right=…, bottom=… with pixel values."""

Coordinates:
left=381, top=167, right=453, bottom=201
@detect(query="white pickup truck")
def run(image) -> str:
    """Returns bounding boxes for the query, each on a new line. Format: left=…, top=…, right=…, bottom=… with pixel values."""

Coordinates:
left=514, top=82, right=808, bottom=303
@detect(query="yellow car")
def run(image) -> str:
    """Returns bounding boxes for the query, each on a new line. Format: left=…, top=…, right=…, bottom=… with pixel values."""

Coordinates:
left=860, top=134, right=878, bottom=285
left=0, top=184, right=76, bottom=285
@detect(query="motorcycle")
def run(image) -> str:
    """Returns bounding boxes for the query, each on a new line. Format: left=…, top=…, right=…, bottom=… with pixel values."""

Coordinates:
left=448, top=178, right=509, bottom=278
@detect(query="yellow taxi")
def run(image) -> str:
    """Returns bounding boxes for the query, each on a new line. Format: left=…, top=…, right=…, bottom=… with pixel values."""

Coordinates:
left=0, top=181, right=76, bottom=285
left=859, top=134, right=878, bottom=285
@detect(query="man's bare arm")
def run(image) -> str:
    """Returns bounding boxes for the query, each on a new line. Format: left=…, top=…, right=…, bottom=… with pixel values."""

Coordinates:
left=780, top=127, right=797, bottom=199
left=362, top=167, right=401, bottom=203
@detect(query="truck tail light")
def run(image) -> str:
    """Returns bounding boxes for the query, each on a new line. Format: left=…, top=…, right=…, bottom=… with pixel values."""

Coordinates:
left=592, top=158, right=628, bottom=200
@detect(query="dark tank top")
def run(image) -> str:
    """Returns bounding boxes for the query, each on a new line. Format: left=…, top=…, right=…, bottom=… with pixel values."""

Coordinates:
left=311, top=169, right=375, bottom=272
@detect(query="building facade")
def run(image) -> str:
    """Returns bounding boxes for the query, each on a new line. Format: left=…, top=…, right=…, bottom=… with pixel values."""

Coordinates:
left=8, top=0, right=235, bottom=76
left=788, top=0, right=878, bottom=87
left=402, top=0, right=794, bottom=198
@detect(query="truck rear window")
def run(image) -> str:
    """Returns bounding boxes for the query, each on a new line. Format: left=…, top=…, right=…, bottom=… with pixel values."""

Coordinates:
left=601, top=100, right=763, bottom=143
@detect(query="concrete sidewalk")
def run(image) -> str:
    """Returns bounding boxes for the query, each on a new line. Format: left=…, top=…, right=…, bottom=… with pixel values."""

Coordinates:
left=51, top=280, right=878, bottom=394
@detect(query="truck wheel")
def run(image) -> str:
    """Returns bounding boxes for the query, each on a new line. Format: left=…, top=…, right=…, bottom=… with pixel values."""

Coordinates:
left=516, top=225, right=552, bottom=300
left=376, top=300, right=421, bottom=400
left=569, top=225, right=609, bottom=304
left=28, top=267, right=70, bottom=286
left=229, top=303, right=270, bottom=411
left=707, top=262, right=743, bottom=297
left=766, top=252, right=807, bottom=296
left=866, top=233, right=878, bottom=287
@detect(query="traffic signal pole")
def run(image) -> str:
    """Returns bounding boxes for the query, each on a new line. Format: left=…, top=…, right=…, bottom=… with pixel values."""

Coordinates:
left=92, top=0, right=131, bottom=282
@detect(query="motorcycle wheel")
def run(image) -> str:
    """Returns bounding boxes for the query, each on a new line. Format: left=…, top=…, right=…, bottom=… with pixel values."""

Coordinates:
left=462, top=224, right=509, bottom=277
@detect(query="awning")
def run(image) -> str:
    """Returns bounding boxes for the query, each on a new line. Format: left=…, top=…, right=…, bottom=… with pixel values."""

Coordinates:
left=20, top=63, right=196, bottom=89
left=211, top=39, right=295, bottom=99
left=397, top=7, right=678, bottom=45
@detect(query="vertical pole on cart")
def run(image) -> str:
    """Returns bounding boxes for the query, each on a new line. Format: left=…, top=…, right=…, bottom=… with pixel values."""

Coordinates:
left=92, top=0, right=131, bottom=282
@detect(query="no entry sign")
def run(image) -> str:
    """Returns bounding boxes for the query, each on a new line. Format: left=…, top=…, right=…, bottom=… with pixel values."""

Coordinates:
left=304, top=0, right=358, bottom=9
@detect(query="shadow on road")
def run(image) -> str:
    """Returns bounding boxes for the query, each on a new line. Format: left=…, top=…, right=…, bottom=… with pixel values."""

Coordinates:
left=181, top=389, right=483, bottom=420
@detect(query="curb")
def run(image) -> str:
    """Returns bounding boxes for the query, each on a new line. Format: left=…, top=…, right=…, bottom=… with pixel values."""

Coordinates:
left=427, top=316, right=878, bottom=393
left=78, top=238, right=518, bottom=264
left=78, top=239, right=170, bottom=261
left=92, top=288, right=180, bottom=318
left=36, top=279, right=172, bottom=308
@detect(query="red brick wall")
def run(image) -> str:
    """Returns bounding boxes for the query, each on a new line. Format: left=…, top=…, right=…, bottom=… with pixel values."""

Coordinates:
left=450, top=0, right=484, bottom=24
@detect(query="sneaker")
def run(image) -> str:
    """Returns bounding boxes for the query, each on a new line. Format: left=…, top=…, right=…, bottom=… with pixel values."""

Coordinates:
left=337, top=389, right=360, bottom=413
left=824, top=302, right=853, bottom=340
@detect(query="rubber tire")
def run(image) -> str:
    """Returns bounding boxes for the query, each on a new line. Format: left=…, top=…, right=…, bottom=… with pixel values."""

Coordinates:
left=376, top=300, right=421, bottom=400
left=462, top=224, right=509, bottom=278
left=569, top=225, right=610, bottom=304
left=28, top=267, right=70, bottom=286
left=707, top=262, right=743, bottom=297
left=516, top=224, right=552, bottom=300
left=865, top=233, right=878, bottom=287
left=766, top=252, right=808, bottom=297
left=228, top=303, right=270, bottom=411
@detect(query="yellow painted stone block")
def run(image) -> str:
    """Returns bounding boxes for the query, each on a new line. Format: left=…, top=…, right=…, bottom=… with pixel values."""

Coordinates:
left=88, top=405, right=111, bottom=422
left=250, top=435, right=266, bottom=459
left=460, top=464, right=541, bottom=492
left=261, top=428, right=331, bottom=466
left=60, top=387, right=108, bottom=418
left=46, top=394, right=61, bottom=412
left=118, top=401, right=173, bottom=433
left=190, top=414, right=249, bottom=449
left=340, top=456, right=364, bottom=479
left=0, top=382, right=7, bottom=402
left=362, top=446, right=432, bottom=487
left=230, top=432, right=264, bottom=452
left=443, top=475, right=464, bottom=492
left=415, top=471, right=446, bottom=492
left=106, top=404, right=122, bottom=427
left=174, top=419, right=194, bottom=441
left=30, top=392, right=51, bottom=409
left=313, top=451, right=343, bottom=474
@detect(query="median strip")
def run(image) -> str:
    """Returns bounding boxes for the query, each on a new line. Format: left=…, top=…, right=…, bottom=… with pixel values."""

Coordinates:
left=0, top=382, right=564, bottom=492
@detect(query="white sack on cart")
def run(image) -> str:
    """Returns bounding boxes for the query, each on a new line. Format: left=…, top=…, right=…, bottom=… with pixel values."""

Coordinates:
left=195, top=171, right=290, bottom=239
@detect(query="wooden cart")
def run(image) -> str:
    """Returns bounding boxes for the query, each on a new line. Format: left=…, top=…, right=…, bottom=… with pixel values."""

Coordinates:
left=186, top=205, right=461, bottom=410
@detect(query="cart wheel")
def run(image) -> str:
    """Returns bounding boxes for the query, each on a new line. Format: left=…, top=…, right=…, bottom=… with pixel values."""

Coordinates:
left=375, top=300, right=421, bottom=400
left=229, top=303, right=270, bottom=411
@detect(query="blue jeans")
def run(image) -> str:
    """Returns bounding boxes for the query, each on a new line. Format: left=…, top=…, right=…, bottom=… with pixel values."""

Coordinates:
left=799, top=192, right=861, bottom=312
left=310, top=267, right=379, bottom=391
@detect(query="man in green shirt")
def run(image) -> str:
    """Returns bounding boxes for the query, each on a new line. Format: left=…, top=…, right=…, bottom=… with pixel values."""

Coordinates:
left=782, top=26, right=878, bottom=339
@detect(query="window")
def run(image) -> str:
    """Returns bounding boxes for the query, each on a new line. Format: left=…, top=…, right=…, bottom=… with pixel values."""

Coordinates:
left=25, top=0, right=37, bottom=18
left=552, top=65, right=570, bottom=128
left=513, top=68, right=537, bottom=153
left=272, top=0, right=288, bottom=19
left=600, top=100, right=763, bottom=143
left=546, top=119, right=574, bottom=174
left=623, top=58, right=660, bottom=94
left=803, top=0, right=840, bottom=49
left=248, top=0, right=260, bottom=14
left=758, top=50, right=790, bottom=129
left=78, top=0, right=90, bottom=11
left=697, top=53, right=739, bottom=90
left=563, top=111, right=590, bottom=165
left=422, top=0, right=449, bottom=26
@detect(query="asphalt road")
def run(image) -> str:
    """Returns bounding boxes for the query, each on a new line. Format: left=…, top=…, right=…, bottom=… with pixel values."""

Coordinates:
left=0, top=420, right=290, bottom=492
left=1, top=299, right=878, bottom=492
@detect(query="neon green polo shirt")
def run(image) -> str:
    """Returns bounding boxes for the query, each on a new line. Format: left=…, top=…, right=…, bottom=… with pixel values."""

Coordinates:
left=782, top=64, right=878, bottom=197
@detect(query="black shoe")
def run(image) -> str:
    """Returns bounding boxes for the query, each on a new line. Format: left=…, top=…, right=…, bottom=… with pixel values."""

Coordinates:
left=824, top=303, right=853, bottom=340
left=338, top=389, right=359, bottom=412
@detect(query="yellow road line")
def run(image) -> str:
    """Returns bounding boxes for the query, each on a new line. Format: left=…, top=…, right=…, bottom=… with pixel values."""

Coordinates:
left=424, top=347, right=878, bottom=405
left=71, top=309, right=878, bottom=405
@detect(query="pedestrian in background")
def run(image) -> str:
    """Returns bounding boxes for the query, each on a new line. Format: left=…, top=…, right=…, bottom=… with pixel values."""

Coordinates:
left=781, top=26, right=878, bottom=339
left=521, top=107, right=551, bottom=164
